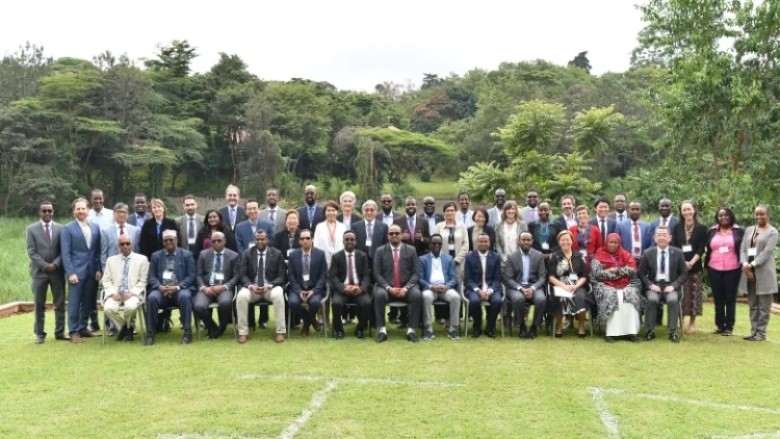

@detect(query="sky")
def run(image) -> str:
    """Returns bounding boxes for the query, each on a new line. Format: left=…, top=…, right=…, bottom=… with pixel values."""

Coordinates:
left=1, top=0, right=647, bottom=92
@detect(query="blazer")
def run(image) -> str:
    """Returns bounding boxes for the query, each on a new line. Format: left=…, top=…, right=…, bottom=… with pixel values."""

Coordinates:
left=352, top=220, right=388, bottom=261
left=336, top=212, right=363, bottom=231
left=240, top=245, right=287, bottom=288
left=329, top=249, right=371, bottom=296
left=297, top=204, right=325, bottom=233
left=196, top=248, right=240, bottom=292
left=373, top=243, right=419, bottom=291
left=494, top=221, right=529, bottom=258
left=528, top=220, right=562, bottom=255
left=148, top=248, right=196, bottom=291
left=234, top=218, right=275, bottom=254
left=670, top=222, right=707, bottom=274
left=259, top=207, right=287, bottom=234
left=139, top=217, right=180, bottom=260
left=649, top=216, right=680, bottom=240
left=503, top=248, right=547, bottom=292
left=588, top=217, right=618, bottom=244
left=193, top=228, right=238, bottom=261
left=432, top=222, right=470, bottom=266
left=464, top=250, right=502, bottom=293
left=554, top=214, right=577, bottom=230
left=288, top=247, right=328, bottom=296
left=740, top=225, right=779, bottom=294
left=417, top=252, right=458, bottom=291
left=100, top=223, right=140, bottom=270
left=487, top=206, right=502, bottom=228
left=394, top=214, right=431, bottom=256
left=616, top=219, right=653, bottom=257
left=26, top=221, right=63, bottom=278
left=219, top=205, right=247, bottom=232
left=175, top=213, right=205, bottom=250
left=421, top=213, right=444, bottom=233
left=101, top=252, right=149, bottom=302
left=569, top=224, right=602, bottom=261
left=61, top=220, right=102, bottom=279
left=468, top=225, right=497, bottom=254
left=705, top=225, right=745, bottom=269
left=518, top=206, right=539, bottom=225
left=272, top=229, right=301, bottom=259
left=127, top=212, right=152, bottom=228
left=638, top=245, right=688, bottom=291
left=313, top=220, right=348, bottom=265
left=546, top=251, right=588, bottom=284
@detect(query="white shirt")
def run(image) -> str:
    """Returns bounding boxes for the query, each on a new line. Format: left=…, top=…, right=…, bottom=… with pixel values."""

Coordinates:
left=563, top=214, right=577, bottom=228
left=614, top=211, right=627, bottom=223
left=78, top=220, right=92, bottom=248
left=459, top=210, right=474, bottom=228
left=429, top=254, right=446, bottom=285
left=380, top=212, right=395, bottom=227
left=88, top=208, right=114, bottom=230
left=342, top=251, right=360, bottom=285
left=655, top=246, right=670, bottom=282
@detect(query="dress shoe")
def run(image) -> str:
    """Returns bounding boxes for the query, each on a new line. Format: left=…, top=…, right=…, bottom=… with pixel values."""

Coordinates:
left=375, top=332, right=388, bottom=343
left=238, top=334, right=248, bottom=344
left=260, top=322, right=268, bottom=330
left=712, top=328, right=725, bottom=334
left=90, top=324, right=101, bottom=333
left=354, top=329, right=366, bottom=339
left=448, top=330, right=461, bottom=340
left=554, top=333, right=563, bottom=338
left=79, top=331, right=95, bottom=338
left=527, top=326, right=538, bottom=339
left=181, top=332, right=192, bottom=345
left=116, top=326, right=128, bottom=341
left=471, top=329, right=482, bottom=338
left=645, top=330, right=656, bottom=341
left=125, top=332, right=134, bottom=342
left=629, top=335, right=640, bottom=343
left=35, top=334, right=45, bottom=344
left=722, top=330, right=733, bottom=337
left=669, top=331, right=680, bottom=343
left=389, top=317, right=401, bottom=325
left=334, top=331, right=345, bottom=340
left=109, top=328, right=118, bottom=337
left=518, top=324, right=528, bottom=339
left=605, top=336, right=616, bottom=343
left=145, top=336, right=155, bottom=346
left=300, top=327, right=310, bottom=337
left=406, top=332, right=419, bottom=343
left=423, top=330, right=435, bottom=341
left=484, top=330, right=497, bottom=339
left=749, top=335, right=766, bottom=342
left=54, top=334, right=70, bottom=341
left=275, top=333, right=286, bottom=343
left=743, top=333, right=757, bottom=341
left=70, top=334, right=84, bottom=343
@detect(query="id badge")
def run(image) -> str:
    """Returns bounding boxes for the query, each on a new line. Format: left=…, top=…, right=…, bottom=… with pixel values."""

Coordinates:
left=541, top=242, right=550, bottom=251
left=748, top=248, right=758, bottom=257
left=568, top=274, right=578, bottom=283
left=682, top=244, right=693, bottom=253
left=579, top=250, right=587, bottom=258
left=365, top=239, right=372, bottom=248
left=287, top=249, right=292, bottom=257
left=719, top=246, right=729, bottom=254
left=448, top=243, right=455, bottom=251
left=162, top=270, right=174, bottom=281
left=214, top=273, right=225, bottom=283
left=187, top=237, right=195, bottom=245
left=303, top=274, right=310, bottom=282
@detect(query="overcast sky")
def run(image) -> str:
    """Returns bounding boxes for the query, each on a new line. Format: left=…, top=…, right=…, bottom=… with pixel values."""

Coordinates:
left=1, top=0, right=647, bottom=91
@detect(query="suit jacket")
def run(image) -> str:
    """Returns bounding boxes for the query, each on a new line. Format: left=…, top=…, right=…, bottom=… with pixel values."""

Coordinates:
left=101, top=252, right=149, bottom=302
left=127, top=212, right=152, bottom=228
left=740, top=225, right=779, bottom=294
left=518, top=206, right=539, bottom=225
left=235, top=218, right=275, bottom=254
left=616, top=219, right=653, bottom=256
left=196, top=248, right=240, bottom=292
left=493, top=222, right=528, bottom=257
left=352, top=220, right=388, bottom=260
left=219, top=205, right=247, bottom=232
left=193, top=228, right=238, bottom=261
left=464, top=250, right=502, bottom=293
left=503, top=248, right=546, bottom=292
left=649, top=216, right=680, bottom=241
left=421, top=213, right=444, bottom=233
left=240, top=245, right=287, bottom=288
left=260, top=207, right=287, bottom=234
left=417, top=252, right=458, bottom=290
left=337, top=212, right=363, bottom=231
left=61, top=220, right=102, bottom=279
left=297, top=204, right=325, bottom=233
left=638, top=246, right=688, bottom=291
left=100, top=223, right=140, bottom=270
left=139, top=218, right=180, bottom=260
left=528, top=220, right=562, bottom=255
left=589, top=217, right=618, bottom=245
left=373, top=243, right=419, bottom=291
left=271, top=229, right=301, bottom=259
left=555, top=214, right=577, bottom=230
left=487, top=206, right=502, bottom=228
left=329, top=249, right=371, bottom=295
left=148, top=248, right=196, bottom=291
left=394, top=214, right=431, bottom=256
left=432, top=222, right=470, bottom=265
left=175, top=213, right=205, bottom=251
left=288, top=247, right=328, bottom=296
left=26, top=221, right=63, bottom=278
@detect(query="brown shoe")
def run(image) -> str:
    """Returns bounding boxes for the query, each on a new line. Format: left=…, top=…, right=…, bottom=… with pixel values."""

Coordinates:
left=70, top=334, right=84, bottom=343
left=275, top=333, right=286, bottom=343
left=237, top=335, right=248, bottom=344
left=300, top=327, right=310, bottom=337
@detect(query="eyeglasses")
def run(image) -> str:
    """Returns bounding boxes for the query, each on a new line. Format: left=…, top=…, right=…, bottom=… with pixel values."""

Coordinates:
left=119, top=242, right=132, bottom=247
left=388, top=232, right=400, bottom=236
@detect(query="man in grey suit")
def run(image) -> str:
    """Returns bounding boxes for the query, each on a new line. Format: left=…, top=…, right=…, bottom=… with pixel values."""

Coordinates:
left=638, top=226, right=688, bottom=343
left=127, top=193, right=152, bottom=230
left=504, top=232, right=547, bottom=339
left=519, top=190, right=540, bottom=224
left=487, top=188, right=506, bottom=228
left=175, top=194, right=203, bottom=252
left=260, top=188, right=286, bottom=234
left=26, top=201, right=67, bottom=343
left=193, top=232, right=239, bottom=339
left=373, top=224, right=422, bottom=343
left=100, top=203, right=140, bottom=270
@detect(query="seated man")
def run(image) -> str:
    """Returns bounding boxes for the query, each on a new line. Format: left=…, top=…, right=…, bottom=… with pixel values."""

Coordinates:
left=504, top=232, right=547, bottom=339
left=419, top=234, right=461, bottom=340
left=329, top=230, right=372, bottom=339
left=638, top=226, right=688, bottom=343
left=193, top=231, right=239, bottom=339
left=236, top=230, right=287, bottom=343
left=373, top=224, right=423, bottom=343
left=464, top=233, right=503, bottom=338
left=287, top=229, right=327, bottom=337
left=101, top=234, right=149, bottom=341
left=146, top=230, right=196, bottom=345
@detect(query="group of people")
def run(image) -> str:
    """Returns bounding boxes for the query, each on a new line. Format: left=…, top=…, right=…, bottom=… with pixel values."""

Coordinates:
left=26, top=186, right=777, bottom=345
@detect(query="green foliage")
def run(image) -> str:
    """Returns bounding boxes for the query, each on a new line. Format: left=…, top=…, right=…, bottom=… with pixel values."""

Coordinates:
left=495, top=100, right=566, bottom=156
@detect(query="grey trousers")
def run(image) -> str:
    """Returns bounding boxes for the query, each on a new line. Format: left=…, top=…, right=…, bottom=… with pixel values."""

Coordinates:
left=31, top=273, right=66, bottom=337
left=374, top=286, right=422, bottom=330
left=645, top=291, right=679, bottom=332
left=422, top=288, right=460, bottom=332
left=507, top=287, right=546, bottom=328
left=747, top=286, right=773, bottom=338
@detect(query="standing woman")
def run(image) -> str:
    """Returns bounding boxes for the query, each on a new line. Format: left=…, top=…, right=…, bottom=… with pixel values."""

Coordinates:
left=194, top=209, right=237, bottom=260
left=313, top=200, right=346, bottom=266
left=569, top=205, right=602, bottom=267
left=433, top=201, right=469, bottom=281
left=671, top=200, right=708, bottom=334
left=337, top=191, right=362, bottom=231
left=139, top=198, right=179, bottom=260
left=468, top=207, right=497, bottom=253
left=705, top=207, right=744, bottom=336
left=495, top=200, right=528, bottom=261
left=548, top=230, right=589, bottom=337
left=740, top=205, right=778, bottom=341
left=273, top=209, right=301, bottom=260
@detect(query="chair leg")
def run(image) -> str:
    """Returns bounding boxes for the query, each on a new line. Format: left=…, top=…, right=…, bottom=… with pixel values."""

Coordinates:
left=101, top=311, right=107, bottom=346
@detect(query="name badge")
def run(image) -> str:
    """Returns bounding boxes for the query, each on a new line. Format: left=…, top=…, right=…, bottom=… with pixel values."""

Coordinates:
left=328, top=243, right=336, bottom=253
left=748, top=248, right=758, bottom=257
left=579, top=250, right=587, bottom=258
left=287, top=249, right=292, bottom=257
left=214, top=273, right=224, bottom=283
left=365, top=239, right=372, bottom=248
left=541, top=242, right=550, bottom=251
left=163, top=270, right=174, bottom=281
left=448, top=243, right=455, bottom=251
left=188, top=237, right=195, bottom=245
left=682, top=244, right=693, bottom=253
left=719, top=246, right=729, bottom=254
left=568, top=274, right=578, bottom=283
left=656, top=274, right=668, bottom=282
left=303, top=274, right=310, bottom=282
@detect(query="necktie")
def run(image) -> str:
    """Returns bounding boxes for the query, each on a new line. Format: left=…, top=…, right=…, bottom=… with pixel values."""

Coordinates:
left=156, top=222, right=162, bottom=238
left=660, top=250, right=666, bottom=274
left=120, top=256, right=130, bottom=292
left=408, top=216, right=415, bottom=238
left=347, top=253, right=355, bottom=285
left=308, top=207, right=315, bottom=225
left=215, top=253, right=223, bottom=272
left=392, top=247, right=401, bottom=288
left=257, top=252, right=265, bottom=285
left=188, top=217, right=195, bottom=239
left=633, top=221, right=640, bottom=254
left=230, top=208, right=236, bottom=227
left=303, top=253, right=310, bottom=276
left=269, top=209, right=275, bottom=224
left=367, top=222, right=373, bottom=238
left=44, top=223, right=51, bottom=242
left=619, top=213, right=624, bottom=222
left=600, top=220, right=606, bottom=245
left=120, top=224, right=125, bottom=236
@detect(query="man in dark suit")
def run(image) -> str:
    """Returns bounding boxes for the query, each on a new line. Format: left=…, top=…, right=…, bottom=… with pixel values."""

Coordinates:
left=421, top=196, right=444, bottom=233
left=638, top=226, right=688, bottom=343
left=528, top=201, right=562, bottom=261
left=373, top=224, right=422, bottom=343
left=378, top=193, right=401, bottom=227
left=419, top=234, right=461, bottom=340
left=297, top=185, right=325, bottom=232
left=26, top=201, right=67, bottom=343
left=648, top=198, right=679, bottom=242
left=464, top=232, right=502, bottom=338
left=616, top=201, right=653, bottom=262
left=236, top=230, right=288, bottom=343
left=589, top=197, right=618, bottom=247
left=353, top=200, right=388, bottom=262
left=127, top=193, right=152, bottom=230
left=175, top=195, right=203, bottom=252
left=287, top=229, right=327, bottom=336
left=218, top=184, right=247, bottom=232
left=259, top=188, right=286, bottom=235
left=504, top=232, right=547, bottom=338
left=607, top=193, right=628, bottom=224
left=193, top=232, right=240, bottom=339
left=394, top=196, right=430, bottom=256
left=61, top=197, right=103, bottom=343
left=146, top=230, right=197, bottom=345
left=488, top=188, right=507, bottom=227
left=235, top=199, right=275, bottom=254
left=329, top=230, right=372, bottom=339
left=554, top=194, right=577, bottom=229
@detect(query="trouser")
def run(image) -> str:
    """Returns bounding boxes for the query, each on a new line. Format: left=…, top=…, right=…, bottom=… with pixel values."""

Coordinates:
left=467, top=290, right=502, bottom=332
left=645, top=289, right=679, bottom=332
left=103, top=296, right=142, bottom=329
left=747, top=284, right=773, bottom=338
left=374, top=286, right=422, bottom=330
left=193, top=290, right=233, bottom=334
left=422, top=288, right=460, bottom=332
left=236, top=287, right=286, bottom=335
left=287, top=291, right=323, bottom=328
left=708, top=267, right=740, bottom=331
left=67, top=276, right=97, bottom=335
left=146, top=289, right=193, bottom=337
left=331, top=292, right=372, bottom=333
left=31, top=272, right=66, bottom=337
left=507, top=286, right=546, bottom=328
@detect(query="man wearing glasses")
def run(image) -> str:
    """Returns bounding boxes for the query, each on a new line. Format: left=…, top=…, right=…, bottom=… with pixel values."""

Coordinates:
left=101, top=234, right=149, bottom=342
left=287, top=229, right=328, bottom=337
left=193, top=231, right=240, bottom=339
left=329, top=230, right=372, bottom=339
left=419, top=234, right=461, bottom=340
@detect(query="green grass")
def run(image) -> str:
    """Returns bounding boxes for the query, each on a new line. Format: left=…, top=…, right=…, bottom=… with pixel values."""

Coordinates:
left=382, top=177, right=460, bottom=201
left=0, top=217, right=35, bottom=304
left=2, top=305, right=780, bottom=438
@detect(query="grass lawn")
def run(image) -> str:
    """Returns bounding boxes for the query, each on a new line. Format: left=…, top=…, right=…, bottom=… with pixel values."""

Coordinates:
left=2, top=304, right=780, bottom=438
left=0, top=216, right=35, bottom=304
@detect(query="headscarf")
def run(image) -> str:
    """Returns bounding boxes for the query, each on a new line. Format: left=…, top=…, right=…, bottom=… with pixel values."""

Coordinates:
left=593, top=233, right=635, bottom=288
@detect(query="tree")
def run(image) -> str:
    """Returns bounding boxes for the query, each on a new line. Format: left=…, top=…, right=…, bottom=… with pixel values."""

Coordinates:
left=421, top=73, right=443, bottom=89
left=0, top=42, right=52, bottom=105
left=568, top=51, right=592, bottom=73
left=495, top=100, right=566, bottom=156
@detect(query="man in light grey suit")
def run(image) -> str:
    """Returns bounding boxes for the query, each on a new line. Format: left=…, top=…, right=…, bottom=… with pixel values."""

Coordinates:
left=519, top=190, right=540, bottom=224
left=503, top=232, right=547, bottom=338
left=260, top=188, right=286, bottom=234
left=193, top=232, right=240, bottom=339
left=175, top=194, right=204, bottom=252
left=101, top=234, right=149, bottom=341
left=100, top=203, right=140, bottom=270
left=638, top=226, right=688, bottom=343
left=487, top=188, right=506, bottom=228
left=26, top=201, right=67, bottom=343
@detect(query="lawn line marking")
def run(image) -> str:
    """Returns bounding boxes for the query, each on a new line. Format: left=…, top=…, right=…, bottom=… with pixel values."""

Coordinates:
left=708, top=432, right=780, bottom=439
left=278, top=380, right=338, bottom=439
left=238, top=373, right=464, bottom=388
left=596, top=387, right=780, bottom=414
left=157, top=434, right=263, bottom=439
left=588, top=387, right=621, bottom=439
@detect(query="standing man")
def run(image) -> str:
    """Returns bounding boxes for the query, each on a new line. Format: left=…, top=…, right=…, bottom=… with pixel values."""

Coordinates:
left=528, top=201, right=562, bottom=260
left=176, top=195, right=203, bottom=253
left=394, top=196, right=430, bottom=256
left=353, top=200, right=388, bottom=263
left=87, top=188, right=114, bottom=230
left=464, top=233, right=502, bottom=338
left=101, top=234, right=148, bottom=342
left=26, top=201, right=67, bottom=343
left=555, top=195, right=577, bottom=229
left=608, top=193, right=628, bottom=224
left=260, top=188, right=286, bottom=235
left=617, top=201, right=653, bottom=263
left=297, top=185, right=325, bottom=232
left=421, top=196, right=444, bottom=232
left=589, top=197, right=618, bottom=247
left=193, top=231, right=239, bottom=339
left=649, top=198, right=679, bottom=240
left=235, top=199, right=275, bottom=254
left=519, top=190, right=540, bottom=225
left=127, top=193, right=151, bottom=230
left=61, top=197, right=102, bottom=343
left=287, top=229, right=328, bottom=336
left=504, top=232, right=547, bottom=338
left=219, top=184, right=247, bottom=232
left=379, top=192, right=401, bottom=227
left=100, top=203, right=140, bottom=270
left=457, top=191, right=474, bottom=228
left=487, top=189, right=507, bottom=228
left=329, top=230, right=372, bottom=339
left=419, top=234, right=461, bottom=340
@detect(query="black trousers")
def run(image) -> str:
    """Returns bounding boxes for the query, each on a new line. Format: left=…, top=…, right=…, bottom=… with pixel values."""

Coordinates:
left=708, top=267, right=740, bottom=331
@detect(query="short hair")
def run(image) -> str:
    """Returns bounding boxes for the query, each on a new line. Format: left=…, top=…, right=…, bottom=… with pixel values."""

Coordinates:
left=442, top=201, right=457, bottom=213
left=594, top=197, right=610, bottom=209
left=557, top=230, right=573, bottom=242
left=343, top=230, right=356, bottom=238
left=472, top=206, right=489, bottom=223
left=225, top=184, right=240, bottom=196
left=299, top=228, right=313, bottom=238
left=519, top=231, right=533, bottom=239
left=339, top=191, right=356, bottom=204
left=285, top=209, right=299, bottom=219
left=658, top=198, right=672, bottom=207
left=526, top=189, right=539, bottom=196
left=182, top=194, right=196, bottom=203
left=305, top=185, right=317, bottom=193
left=323, top=200, right=339, bottom=211
left=714, top=207, right=737, bottom=227
left=244, top=198, right=259, bottom=208
left=575, top=205, right=589, bottom=213
left=457, top=191, right=470, bottom=200
left=654, top=225, right=670, bottom=234
left=266, top=188, right=278, bottom=195
left=150, top=198, right=166, bottom=212
left=254, top=229, right=268, bottom=237
left=404, top=196, right=417, bottom=204
left=477, top=232, right=490, bottom=239
left=501, top=200, right=518, bottom=221
left=72, top=197, right=88, bottom=209
left=113, top=202, right=129, bottom=212
left=134, top=192, right=147, bottom=200
left=211, top=231, right=225, bottom=240
left=90, top=188, right=103, bottom=196
left=430, top=233, right=443, bottom=241
left=495, top=188, right=506, bottom=195
left=388, top=224, right=402, bottom=233
left=40, top=200, right=53, bottom=207
left=362, top=199, right=378, bottom=210
left=613, top=192, right=627, bottom=201
left=117, top=233, right=133, bottom=244
left=560, top=194, right=575, bottom=205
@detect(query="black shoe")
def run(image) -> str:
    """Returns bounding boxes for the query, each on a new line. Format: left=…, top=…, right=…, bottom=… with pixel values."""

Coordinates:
left=605, top=336, right=616, bottom=343
left=375, top=332, right=388, bottom=343
left=116, top=326, right=128, bottom=341
left=54, top=334, right=70, bottom=341
left=554, top=333, right=563, bottom=338
left=354, top=329, right=366, bottom=339
left=335, top=331, right=345, bottom=340
left=145, top=336, right=155, bottom=346
left=389, top=317, right=401, bottom=325
left=125, top=332, right=134, bottom=342
left=629, top=335, right=640, bottom=343
left=90, top=324, right=101, bottom=333
left=181, top=332, right=192, bottom=345
left=484, top=330, right=497, bottom=339
left=645, top=330, right=656, bottom=341
left=472, top=329, right=482, bottom=338
left=669, top=331, right=680, bottom=343
left=259, top=322, right=268, bottom=330
left=527, top=326, right=538, bottom=339
left=406, top=332, right=419, bottom=343
left=518, top=324, right=528, bottom=339
left=743, top=333, right=757, bottom=341
left=722, top=330, right=733, bottom=337
left=35, top=334, right=45, bottom=344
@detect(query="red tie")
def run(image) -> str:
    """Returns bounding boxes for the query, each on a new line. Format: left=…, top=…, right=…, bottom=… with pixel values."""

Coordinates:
left=347, top=253, right=356, bottom=285
left=392, top=247, right=401, bottom=288
left=45, top=223, right=51, bottom=242
left=633, top=222, right=640, bottom=254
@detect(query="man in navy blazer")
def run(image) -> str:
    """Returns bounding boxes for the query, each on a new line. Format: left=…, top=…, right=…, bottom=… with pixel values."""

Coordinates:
left=616, top=201, right=653, bottom=262
left=648, top=198, right=679, bottom=243
left=464, top=233, right=502, bottom=338
left=146, top=230, right=197, bottom=345
left=287, top=229, right=328, bottom=336
left=589, top=197, right=618, bottom=247
left=419, top=234, right=461, bottom=340
left=235, top=199, right=275, bottom=254
left=297, top=185, right=325, bottom=233
left=218, top=184, right=247, bottom=232
left=61, top=198, right=102, bottom=343
left=352, top=200, right=388, bottom=262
